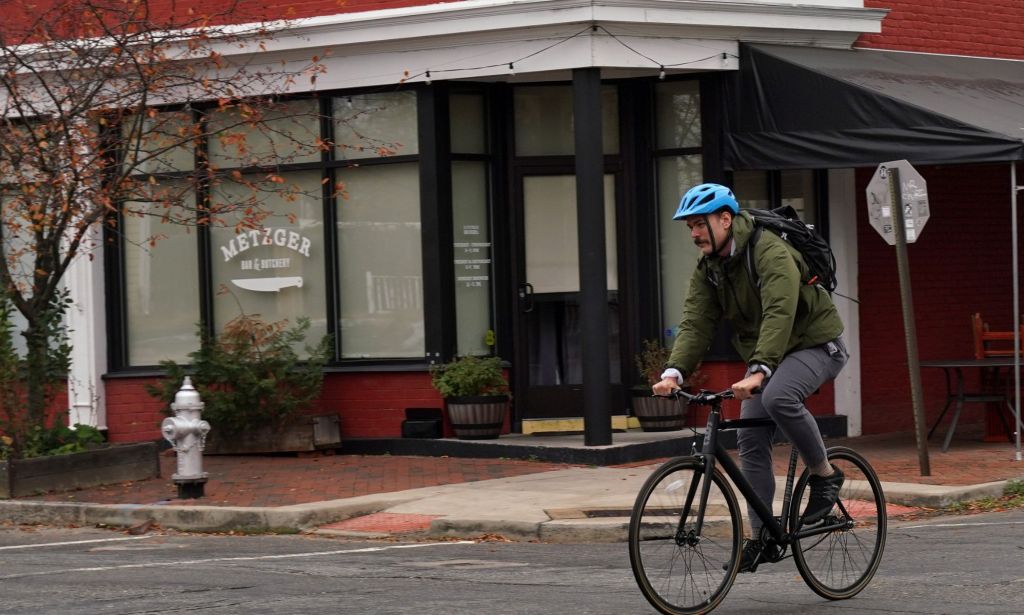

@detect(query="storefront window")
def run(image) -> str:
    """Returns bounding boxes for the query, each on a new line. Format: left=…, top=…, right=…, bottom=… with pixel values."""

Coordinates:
left=513, top=85, right=619, bottom=156
left=450, top=93, right=486, bottom=154
left=336, top=163, right=423, bottom=358
left=206, top=99, right=321, bottom=167
left=123, top=181, right=200, bottom=364
left=733, top=169, right=818, bottom=226
left=208, top=171, right=327, bottom=353
left=334, top=92, right=419, bottom=159
left=655, top=81, right=701, bottom=149
left=657, top=156, right=704, bottom=341
left=121, top=111, right=196, bottom=175
left=452, top=162, right=492, bottom=356
left=781, top=169, right=817, bottom=225
left=732, top=170, right=770, bottom=209
left=0, top=193, right=33, bottom=356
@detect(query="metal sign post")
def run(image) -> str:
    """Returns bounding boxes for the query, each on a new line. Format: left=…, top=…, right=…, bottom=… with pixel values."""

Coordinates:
left=1013, top=163, right=1023, bottom=463
left=867, top=160, right=930, bottom=476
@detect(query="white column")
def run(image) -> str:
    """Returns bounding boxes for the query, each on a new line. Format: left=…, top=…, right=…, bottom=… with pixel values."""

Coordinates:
left=828, top=168, right=861, bottom=436
left=65, top=228, right=107, bottom=430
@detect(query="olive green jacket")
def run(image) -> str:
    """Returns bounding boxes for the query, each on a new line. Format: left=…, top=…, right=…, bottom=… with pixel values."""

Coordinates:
left=666, top=211, right=844, bottom=377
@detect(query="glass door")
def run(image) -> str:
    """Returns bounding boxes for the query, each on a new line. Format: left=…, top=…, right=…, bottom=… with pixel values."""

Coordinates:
left=516, top=173, right=621, bottom=419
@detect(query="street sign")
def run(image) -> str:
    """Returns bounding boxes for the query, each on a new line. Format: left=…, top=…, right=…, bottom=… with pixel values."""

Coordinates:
left=866, top=160, right=930, bottom=245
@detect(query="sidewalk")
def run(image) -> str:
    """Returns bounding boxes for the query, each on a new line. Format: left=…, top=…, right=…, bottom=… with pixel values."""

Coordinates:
left=1, top=427, right=1022, bottom=542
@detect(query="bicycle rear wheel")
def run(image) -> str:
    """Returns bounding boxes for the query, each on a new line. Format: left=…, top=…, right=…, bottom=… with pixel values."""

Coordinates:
left=628, top=456, right=742, bottom=615
left=790, top=446, right=887, bottom=600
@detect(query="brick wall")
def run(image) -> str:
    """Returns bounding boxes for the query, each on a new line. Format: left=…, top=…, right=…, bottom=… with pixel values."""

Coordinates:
left=1, top=0, right=463, bottom=32
left=859, top=1, right=1024, bottom=59
left=855, top=162, right=1021, bottom=433
left=104, top=379, right=167, bottom=443
left=105, top=371, right=456, bottom=442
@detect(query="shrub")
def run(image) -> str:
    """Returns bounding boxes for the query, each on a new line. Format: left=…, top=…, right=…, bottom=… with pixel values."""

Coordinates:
left=429, top=356, right=508, bottom=399
left=147, top=315, right=331, bottom=435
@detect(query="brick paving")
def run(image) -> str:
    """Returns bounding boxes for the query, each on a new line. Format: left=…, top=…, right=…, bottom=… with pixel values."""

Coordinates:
left=23, top=453, right=578, bottom=507
left=809, top=427, right=1024, bottom=486
left=14, top=427, right=1024, bottom=509
left=320, top=513, right=440, bottom=534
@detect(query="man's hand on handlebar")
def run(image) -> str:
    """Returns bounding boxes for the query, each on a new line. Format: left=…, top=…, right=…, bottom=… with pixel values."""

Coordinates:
left=730, top=372, right=765, bottom=401
left=652, top=377, right=680, bottom=396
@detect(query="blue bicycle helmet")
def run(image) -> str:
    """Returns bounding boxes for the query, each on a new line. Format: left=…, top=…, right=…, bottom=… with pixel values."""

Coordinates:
left=673, top=183, right=739, bottom=220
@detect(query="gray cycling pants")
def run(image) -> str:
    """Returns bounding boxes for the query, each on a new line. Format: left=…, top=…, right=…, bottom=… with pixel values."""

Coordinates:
left=737, top=337, right=849, bottom=532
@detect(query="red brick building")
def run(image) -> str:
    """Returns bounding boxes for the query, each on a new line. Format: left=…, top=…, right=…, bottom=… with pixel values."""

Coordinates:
left=16, top=1, right=1018, bottom=444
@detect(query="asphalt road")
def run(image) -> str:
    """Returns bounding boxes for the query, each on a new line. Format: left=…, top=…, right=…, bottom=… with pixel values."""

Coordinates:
left=1, top=509, right=1022, bottom=614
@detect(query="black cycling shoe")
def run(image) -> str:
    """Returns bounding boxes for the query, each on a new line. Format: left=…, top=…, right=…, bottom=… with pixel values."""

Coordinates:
left=802, top=465, right=845, bottom=524
left=726, top=539, right=779, bottom=574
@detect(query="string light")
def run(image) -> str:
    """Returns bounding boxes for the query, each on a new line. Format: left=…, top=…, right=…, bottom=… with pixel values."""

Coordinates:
left=400, top=26, right=739, bottom=85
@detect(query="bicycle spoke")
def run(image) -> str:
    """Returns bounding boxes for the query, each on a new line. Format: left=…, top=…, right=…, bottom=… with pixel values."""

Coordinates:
left=629, top=457, right=741, bottom=615
left=791, top=447, right=887, bottom=601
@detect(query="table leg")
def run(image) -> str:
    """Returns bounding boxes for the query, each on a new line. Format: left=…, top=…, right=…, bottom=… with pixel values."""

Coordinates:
left=941, top=367, right=967, bottom=452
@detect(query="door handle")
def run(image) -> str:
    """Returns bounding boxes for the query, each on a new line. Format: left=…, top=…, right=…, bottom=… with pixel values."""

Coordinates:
left=518, top=282, right=534, bottom=313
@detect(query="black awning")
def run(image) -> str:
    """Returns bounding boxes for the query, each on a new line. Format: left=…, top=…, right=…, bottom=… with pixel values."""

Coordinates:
left=723, top=44, right=1024, bottom=170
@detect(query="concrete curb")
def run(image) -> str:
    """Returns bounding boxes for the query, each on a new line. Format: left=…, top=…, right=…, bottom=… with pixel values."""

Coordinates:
left=0, top=491, right=434, bottom=533
left=882, top=480, right=1009, bottom=508
left=0, top=479, right=1015, bottom=541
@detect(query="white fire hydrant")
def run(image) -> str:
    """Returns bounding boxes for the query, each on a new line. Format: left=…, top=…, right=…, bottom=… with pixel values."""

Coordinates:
left=161, top=376, right=211, bottom=499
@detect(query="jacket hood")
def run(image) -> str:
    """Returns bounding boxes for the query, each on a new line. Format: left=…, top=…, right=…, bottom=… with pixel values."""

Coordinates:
left=720, top=210, right=755, bottom=259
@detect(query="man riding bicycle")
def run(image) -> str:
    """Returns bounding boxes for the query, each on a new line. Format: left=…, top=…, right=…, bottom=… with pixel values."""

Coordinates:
left=652, top=182, right=849, bottom=572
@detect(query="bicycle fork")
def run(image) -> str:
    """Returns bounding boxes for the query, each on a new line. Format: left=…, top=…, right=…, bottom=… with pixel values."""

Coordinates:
left=678, top=401, right=724, bottom=540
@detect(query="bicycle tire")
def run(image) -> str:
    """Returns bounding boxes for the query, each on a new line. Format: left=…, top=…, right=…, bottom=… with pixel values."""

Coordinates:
left=790, top=446, right=887, bottom=600
left=628, top=456, right=742, bottom=615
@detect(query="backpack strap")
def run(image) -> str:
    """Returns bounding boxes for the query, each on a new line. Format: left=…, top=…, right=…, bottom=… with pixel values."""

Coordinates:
left=745, top=227, right=764, bottom=290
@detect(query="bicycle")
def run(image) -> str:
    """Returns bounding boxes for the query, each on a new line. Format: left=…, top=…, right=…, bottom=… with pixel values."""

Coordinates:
left=629, top=388, right=887, bottom=615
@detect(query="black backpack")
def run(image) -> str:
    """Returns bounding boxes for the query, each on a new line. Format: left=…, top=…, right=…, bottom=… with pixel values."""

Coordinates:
left=744, top=206, right=838, bottom=294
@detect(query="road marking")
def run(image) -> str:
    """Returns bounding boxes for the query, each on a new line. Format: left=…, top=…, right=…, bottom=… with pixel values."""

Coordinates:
left=899, top=520, right=1024, bottom=530
left=0, top=540, right=476, bottom=580
left=0, top=536, right=153, bottom=551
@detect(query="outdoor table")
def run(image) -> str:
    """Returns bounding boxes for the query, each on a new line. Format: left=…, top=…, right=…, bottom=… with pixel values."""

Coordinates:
left=920, top=358, right=1019, bottom=452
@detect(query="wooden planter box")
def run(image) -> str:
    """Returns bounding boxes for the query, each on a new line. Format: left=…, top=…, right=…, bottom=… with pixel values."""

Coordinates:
left=445, top=395, right=509, bottom=440
left=203, top=414, right=342, bottom=454
left=631, top=393, right=687, bottom=432
left=0, top=442, right=160, bottom=499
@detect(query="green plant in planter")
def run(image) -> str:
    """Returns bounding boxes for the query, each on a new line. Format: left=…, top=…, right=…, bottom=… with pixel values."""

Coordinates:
left=429, top=355, right=508, bottom=399
left=430, top=356, right=509, bottom=440
left=147, top=314, right=331, bottom=435
left=634, top=339, right=708, bottom=390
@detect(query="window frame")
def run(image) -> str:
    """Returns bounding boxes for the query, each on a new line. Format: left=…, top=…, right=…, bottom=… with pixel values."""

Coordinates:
left=105, top=86, right=493, bottom=372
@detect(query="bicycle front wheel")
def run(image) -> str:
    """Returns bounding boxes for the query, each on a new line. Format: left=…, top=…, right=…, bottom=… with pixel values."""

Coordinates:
left=628, top=456, right=742, bottom=615
left=790, top=446, right=887, bottom=600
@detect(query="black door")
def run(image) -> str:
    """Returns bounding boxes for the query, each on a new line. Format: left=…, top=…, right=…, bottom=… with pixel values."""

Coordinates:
left=512, top=172, right=624, bottom=420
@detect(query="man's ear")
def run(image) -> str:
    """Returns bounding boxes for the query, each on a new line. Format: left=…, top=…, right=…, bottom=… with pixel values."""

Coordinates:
left=719, top=211, right=733, bottom=229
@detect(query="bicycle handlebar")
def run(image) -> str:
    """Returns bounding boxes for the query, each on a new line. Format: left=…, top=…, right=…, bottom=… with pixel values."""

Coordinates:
left=654, top=388, right=736, bottom=404
left=653, top=386, right=763, bottom=405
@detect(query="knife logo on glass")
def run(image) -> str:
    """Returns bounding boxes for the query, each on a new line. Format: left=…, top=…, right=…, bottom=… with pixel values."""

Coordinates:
left=231, top=277, right=304, bottom=292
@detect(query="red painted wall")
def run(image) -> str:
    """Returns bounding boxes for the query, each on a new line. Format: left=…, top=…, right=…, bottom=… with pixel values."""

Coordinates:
left=859, top=1, right=1024, bottom=59
left=855, top=162, right=1022, bottom=434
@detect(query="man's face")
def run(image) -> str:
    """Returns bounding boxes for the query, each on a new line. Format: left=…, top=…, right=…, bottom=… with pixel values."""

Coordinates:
left=686, top=212, right=733, bottom=256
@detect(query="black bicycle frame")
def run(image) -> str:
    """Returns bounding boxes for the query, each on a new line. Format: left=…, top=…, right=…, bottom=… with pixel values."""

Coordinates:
left=693, top=400, right=847, bottom=544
